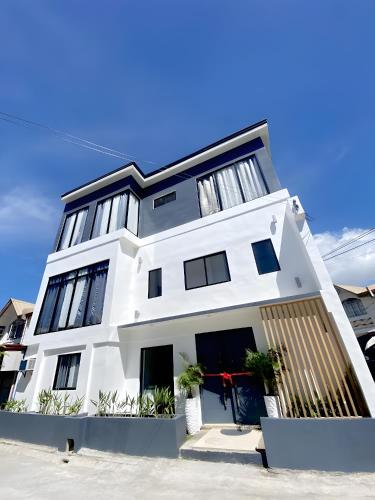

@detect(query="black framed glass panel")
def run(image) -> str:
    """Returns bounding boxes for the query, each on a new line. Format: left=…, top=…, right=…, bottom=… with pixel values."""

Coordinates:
left=252, top=239, right=280, bottom=275
left=58, top=207, right=89, bottom=251
left=53, top=353, right=81, bottom=390
left=184, top=252, right=230, bottom=290
left=148, top=269, right=162, bottom=298
left=153, top=191, right=176, bottom=209
left=140, top=345, right=174, bottom=394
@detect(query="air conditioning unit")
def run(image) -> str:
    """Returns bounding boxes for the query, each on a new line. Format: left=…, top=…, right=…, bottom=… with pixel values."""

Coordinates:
left=19, top=358, right=36, bottom=372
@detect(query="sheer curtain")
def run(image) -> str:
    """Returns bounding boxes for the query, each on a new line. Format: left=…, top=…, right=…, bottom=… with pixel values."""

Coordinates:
left=92, top=198, right=111, bottom=238
left=67, top=354, right=81, bottom=388
left=58, top=214, right=76, bottom=250
left=215, top=165, right=243, bottom=210
left=67, top=271, right=90, bottom=328
left=108, top=192, right=128, bottom=233
left=36, top=277, right=62, bottom=334
left=236, top=158, right=268, bottom=201
left=197, top=177, right=220, bottom=216
left=126, top=193, right=139, bottom=235
left=85, top=263, right=108, bottom=325
left=70, top=208, right=88, bottom=246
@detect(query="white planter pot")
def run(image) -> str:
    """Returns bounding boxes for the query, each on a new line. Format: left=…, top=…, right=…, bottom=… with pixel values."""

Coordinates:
left=185, top=397, right=200, bottom=435
left=264, top=395, right=281, bottom=418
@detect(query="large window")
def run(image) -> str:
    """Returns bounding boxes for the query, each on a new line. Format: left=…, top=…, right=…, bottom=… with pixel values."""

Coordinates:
left=35, top=260, right=109, bottom=335
left=91, top=191, right=139, bottom=238
left=148, top=268, right=162, bottom=298
left=342, top=298, right=366, bottom=318
left=140, top=345, right=174, bottom=394
left=252, top=239, right=280, bottom=275
left=197, top=156, right=269, bottom=217
left=53, top=353, right=81, bottom=390
left=184, top=251, right=230, bottom=290
left=58, top=207, right=88, bottom=251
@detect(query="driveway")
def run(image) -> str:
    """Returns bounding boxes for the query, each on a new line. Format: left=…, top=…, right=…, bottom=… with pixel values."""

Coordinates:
left=0, top=441, right=373, bottom=499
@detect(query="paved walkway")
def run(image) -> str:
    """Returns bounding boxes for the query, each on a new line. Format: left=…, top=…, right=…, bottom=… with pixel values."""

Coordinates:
left=0, top=441, right=374, bottom=499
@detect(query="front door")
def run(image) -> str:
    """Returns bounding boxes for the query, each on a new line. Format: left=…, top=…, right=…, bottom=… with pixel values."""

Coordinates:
left=195, top=328, right=266, bottom=425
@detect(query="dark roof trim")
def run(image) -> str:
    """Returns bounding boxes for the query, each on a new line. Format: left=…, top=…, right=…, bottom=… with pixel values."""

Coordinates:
left=61, top=119, right=267, bottom=198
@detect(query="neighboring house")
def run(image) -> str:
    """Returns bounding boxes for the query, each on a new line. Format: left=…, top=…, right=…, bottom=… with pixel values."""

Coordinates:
left=335, top=284, right=375, bottom=376
left=0, top=299, right=34, bottom=405
left=13, top=120, right=375, bottom=423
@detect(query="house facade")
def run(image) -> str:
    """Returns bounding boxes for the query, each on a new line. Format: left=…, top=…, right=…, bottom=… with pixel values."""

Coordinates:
left=14, top=120, right=375, bottom=424
left=0, top=299, right=34, bottom=405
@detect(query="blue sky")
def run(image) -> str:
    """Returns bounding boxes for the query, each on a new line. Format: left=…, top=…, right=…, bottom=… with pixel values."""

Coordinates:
left=0, top=1, right=374, bottom=306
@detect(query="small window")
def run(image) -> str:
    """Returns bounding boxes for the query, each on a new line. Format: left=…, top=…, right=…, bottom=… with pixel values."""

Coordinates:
left=140, top=345, right=174, bottom=394
left=148, top=268, right=162, bottom=298
left=153, top=191, right=176, bottom=209
left=252, top=239, right=280, bottom=275
left=342, top=298, right=366, bottom=318
left=8, top=320, right=25, bottom=340
left=53, top=353, right=81, bottom=390
left=184, top=252, right=230, bottom=290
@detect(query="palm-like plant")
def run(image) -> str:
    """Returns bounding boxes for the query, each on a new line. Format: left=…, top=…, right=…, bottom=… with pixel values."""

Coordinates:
left=177, top=353, right=204, bottom=399
left=243, top=348, right=280, bottom=395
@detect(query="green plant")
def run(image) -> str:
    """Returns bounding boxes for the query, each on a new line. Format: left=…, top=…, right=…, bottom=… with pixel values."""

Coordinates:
left=243, top=348, right=280, bottom=395
left=176, top=353, right=204, bottom=399
left=37, top=389, right=84, bottom=415
left=152, top=387, right=175, bottom=417
left=3, top=399, right=28, bottom=412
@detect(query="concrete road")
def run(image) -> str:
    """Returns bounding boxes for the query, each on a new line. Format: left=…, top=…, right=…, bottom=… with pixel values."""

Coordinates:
left=0, top=441, right=373, bottom=499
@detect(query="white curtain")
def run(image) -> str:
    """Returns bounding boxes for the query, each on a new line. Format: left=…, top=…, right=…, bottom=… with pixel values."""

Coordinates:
left=66, top=354, right=80, bottom=388
left=57, top=277, right=75, bottom=329
left=236, top=158, right=268, bottom=201
left=67, top=273, right=89, bottom=328
left=215, top=165, right=243, bottom=210
left=126, top=193, right=139, bottom=235
left=197, top=177, right=220, bottom=216
left=70, top=208, right=88, bottom=246
left=58, top=213, right=76, bottom=250
left=108, top=192, right=128, bottom=233
left=92, top=198, right=111, bottom=238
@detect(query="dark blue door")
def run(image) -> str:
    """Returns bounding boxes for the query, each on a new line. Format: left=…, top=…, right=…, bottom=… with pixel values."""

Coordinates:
left=195, top=328, right=266, bottom=425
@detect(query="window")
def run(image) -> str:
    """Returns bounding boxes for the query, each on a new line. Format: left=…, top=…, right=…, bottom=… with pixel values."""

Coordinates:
left=140, top=345, right=174, bottom=394
left=148, top=269, right=162, bottom=298
left=197, top=156, right=269, bottom=217
left=58, top=207, right=88, bottom=251
left=53, top=353, right=81, bottom=390
left=35, top=260, right=109, bottom=335
left=252, top=239, right=280, bottom=275
left=91, top=190, right=139, bottom=238
left=184, top=252, right=230, bottom=290
left=8, top=320, right=25, bottom=340
left=153, top=191, right=176, bottom=209
left=342, top=298, right=366, bottom=318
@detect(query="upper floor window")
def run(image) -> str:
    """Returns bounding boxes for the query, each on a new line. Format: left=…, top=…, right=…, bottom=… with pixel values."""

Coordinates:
left=184, top=251, right=230, bottom=290
left=91, top=191, right=139, bottom=238
left=8, top=320, right=25, bottom=340
left=153, top=191, right=176, bottom=209
left=35, top=260, right=109, bottom=335
left=148, top=268, right=162, bottom=298
left=342, top=298, right=366, bottom=318
left=197, top=156, right=269, bottom=217
left=252, top=239, right=280, bottom=275
left=53, top=353, right=81, bottom=390
left=58, top=207, right=88, bottom=251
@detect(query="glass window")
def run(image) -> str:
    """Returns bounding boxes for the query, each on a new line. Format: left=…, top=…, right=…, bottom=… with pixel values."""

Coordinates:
left=148, top=269, right=162, bottom=298
left=197, top=156, right=269, bottom=217
left=252, top=239, right=280, bottom=275
left=91, top=190, right=139, bottom=239
left=8, top=320, right=25, bottom=340
left=58, top=207, right=88, bottom=251
left=53, top=353, right=81, bottom=390
left=35, top=261, right=109, bottom=335
left=154, top=191, right=176, bottom=209
left=184, top=252, right=230, bottom=290
left=342, top=298, right=366, bottom=318
left=140, top=345, right=174, bottom=394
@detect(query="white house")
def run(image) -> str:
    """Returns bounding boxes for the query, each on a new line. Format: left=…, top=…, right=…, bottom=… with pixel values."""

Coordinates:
left=14, top=120, right=375, bottom=424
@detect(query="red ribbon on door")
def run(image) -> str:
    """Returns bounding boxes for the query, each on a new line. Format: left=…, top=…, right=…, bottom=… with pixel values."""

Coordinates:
left=204, top=371, right=252, bottom=386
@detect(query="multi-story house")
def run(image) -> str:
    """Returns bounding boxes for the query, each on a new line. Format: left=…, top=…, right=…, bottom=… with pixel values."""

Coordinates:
left=0, top=298, right=34, bottom=404
left=14, top=120, right=375, bottom=424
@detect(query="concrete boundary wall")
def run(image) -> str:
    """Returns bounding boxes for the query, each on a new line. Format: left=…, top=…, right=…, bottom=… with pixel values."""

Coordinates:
left=0, top=412, right=186, bottom=458
left=261, top=417, right=375, bottom=472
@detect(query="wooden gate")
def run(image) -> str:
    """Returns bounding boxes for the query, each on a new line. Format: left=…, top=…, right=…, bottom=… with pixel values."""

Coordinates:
left=260, top=297, right=367, bottom=418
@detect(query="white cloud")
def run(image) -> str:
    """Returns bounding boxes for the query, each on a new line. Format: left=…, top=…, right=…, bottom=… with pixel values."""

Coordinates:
left=0, top=188, right=59, bottom=242
left=314, top=227, right=375, bottom=286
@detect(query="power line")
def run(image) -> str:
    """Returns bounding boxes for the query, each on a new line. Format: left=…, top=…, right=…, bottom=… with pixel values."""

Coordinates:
left=323, top=236, right=375, bottom=262
left=321, top=228, right=375, bottom=259
left=0, top=111, right=156, bottom=165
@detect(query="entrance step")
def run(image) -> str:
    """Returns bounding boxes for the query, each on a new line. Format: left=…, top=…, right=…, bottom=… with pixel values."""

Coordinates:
left=180, top=426, right=264, bottom=465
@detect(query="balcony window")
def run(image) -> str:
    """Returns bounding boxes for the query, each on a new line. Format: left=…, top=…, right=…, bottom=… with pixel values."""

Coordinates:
left=184, top=251, right=230, bottom=290
left=53, top=353, right=81, bottom=390
left=35, top=260, right=109, bottom=335
left=342, top=298, right=366, bottom=318
left=197, top=156, right=269, bottom=217
left=58, top=207, right=88, bottom=251
left=91, top=190, right=139, bottom=238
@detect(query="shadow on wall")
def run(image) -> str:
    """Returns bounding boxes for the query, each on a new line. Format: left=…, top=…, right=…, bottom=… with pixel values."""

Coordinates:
left=15, top=371, right=32, bottom=394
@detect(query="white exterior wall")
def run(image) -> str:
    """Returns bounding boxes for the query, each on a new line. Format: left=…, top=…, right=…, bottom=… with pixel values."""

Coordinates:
left=15, top=189, right=375, bottom=416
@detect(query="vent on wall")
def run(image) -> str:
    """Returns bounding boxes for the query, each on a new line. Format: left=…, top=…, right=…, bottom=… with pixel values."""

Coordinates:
left=19, top=358, right=36, bottom=372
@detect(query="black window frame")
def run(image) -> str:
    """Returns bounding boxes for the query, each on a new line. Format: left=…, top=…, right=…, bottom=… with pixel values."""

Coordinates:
left=8, top=320, right=25, bottom=340
left=251, top=239, right=280, bottom=275
left=148, top=268, right=162, bottom=299
left=196, top=154, right=269, bottom=217
left=90, top=189, right=140, bottom=239
left=153, top=191, right=176, bottom=209
left=140, top=344, right=174, bottom=395
left=184, top=251, right=231, bottom=290
left=57, top=206, right=89, bottom=252
left=53, top=353, right=81, bottom=390
left=34, top=260, right=109, bottom=336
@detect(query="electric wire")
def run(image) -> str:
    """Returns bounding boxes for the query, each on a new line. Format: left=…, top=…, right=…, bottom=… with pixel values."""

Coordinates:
left=321, top=228, right=375, bottom=259
left=323, top=236, right=375, bottom=262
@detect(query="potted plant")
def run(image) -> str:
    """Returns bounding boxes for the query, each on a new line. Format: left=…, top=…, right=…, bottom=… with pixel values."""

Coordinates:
left=177, top=353, right=204, bottom=435
left=244, top=348, right=282, bottom=418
